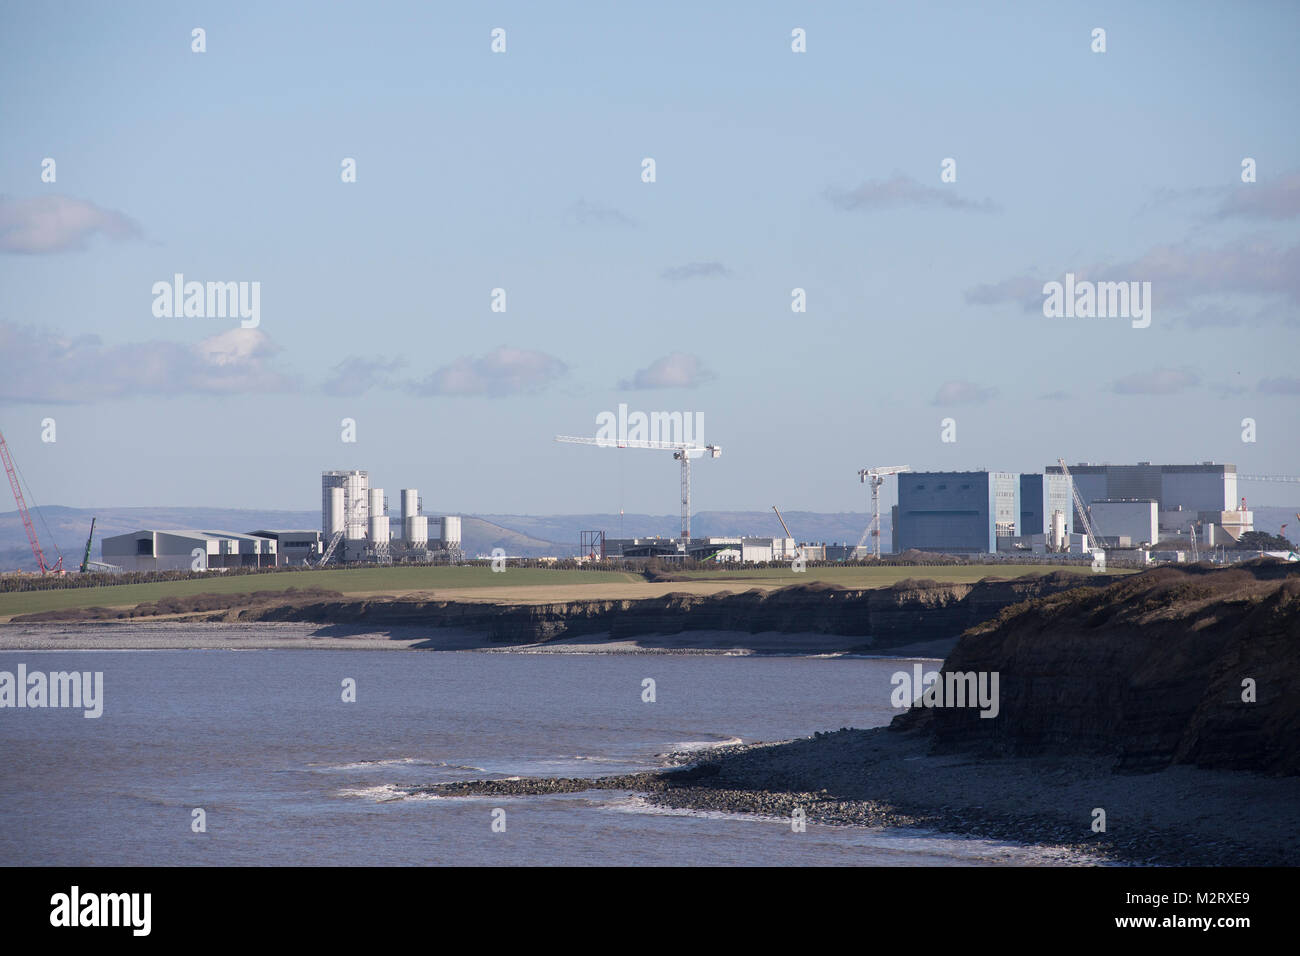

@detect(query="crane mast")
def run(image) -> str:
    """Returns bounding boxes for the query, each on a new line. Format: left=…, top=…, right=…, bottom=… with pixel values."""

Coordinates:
left=1057, top=458, right=1102, bottom=556
left=0, top=427, right=62, bottom=573
left=556, top=435, right=721, bottom=544
left=80, top=517, right=97, bottom=573
left=856, top=465, right=909, bottom=560
left=771, top=505, right=794, bottom=540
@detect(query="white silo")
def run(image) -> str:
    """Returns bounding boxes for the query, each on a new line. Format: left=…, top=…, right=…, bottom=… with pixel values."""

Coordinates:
left=438, top=516, right=462, bottom=549
left=368, top=488, right=388, bottom=544
left=1050, top=510, right=1066, bottom=551
left=400, top=489, right=419, bottom=523
left=322, top=470, right=370, bottom=541
left=405, top=515, right=428, bottom=548
left=326, top=487, right=345, bottom=537
left=344, top=472, right=369, bottom=540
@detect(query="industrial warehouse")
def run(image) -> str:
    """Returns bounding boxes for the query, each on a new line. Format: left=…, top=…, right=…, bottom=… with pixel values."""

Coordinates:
left=98, top=470, right=462, bottom=571
left=889, top=461, right=1253, bottom=557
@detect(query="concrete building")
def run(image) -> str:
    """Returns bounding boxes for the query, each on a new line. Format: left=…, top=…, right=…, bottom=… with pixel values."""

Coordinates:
left=249, top=530, right=321, bottom=566
left=1046, top=462, right=1249, bottom=537
left=824, top=544, right=861, bottom=562
left=1019, top=474, right=1074, bottom=546
left=605, top=535, right=804, bottom=563
left=102, top=530, right=276, bottom=571
left=1088, top=500, right=1158, bottom=547
left=894, top=471, right=1020, bottom=554
left=606, top=537, right=683, bottom=559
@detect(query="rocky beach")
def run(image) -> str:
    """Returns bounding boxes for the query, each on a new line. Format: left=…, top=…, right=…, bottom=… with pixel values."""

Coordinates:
left=407, top=560, right=1300, bottom=865
left=411, top=726, right=1299, bottom=866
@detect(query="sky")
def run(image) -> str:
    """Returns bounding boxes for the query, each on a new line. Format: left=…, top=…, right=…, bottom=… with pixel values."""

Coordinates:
left=1, top=0, right=1298, bottom=520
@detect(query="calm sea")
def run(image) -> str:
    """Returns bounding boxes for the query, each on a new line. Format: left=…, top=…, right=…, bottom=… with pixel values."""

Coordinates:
left=1, top=645, right=1074, bottom=865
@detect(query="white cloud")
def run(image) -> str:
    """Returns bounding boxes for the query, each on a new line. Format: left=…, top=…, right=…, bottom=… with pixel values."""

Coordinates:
left=1213, top=170, right=1300, bottom=221
left=965, top=238, right=1300, bottom=325
left=0, top=321, right=293, bottom=402
left=933, top=380, right=998, bottom=405
left=826, top=174, right=999, bottom=213
left=568, top=199, right=636, bottom=227
left=410, top=346, right=567, bottom=397
left=0, top=195, right=142, bottom=254
left=619, top=352, right=715, bottom=389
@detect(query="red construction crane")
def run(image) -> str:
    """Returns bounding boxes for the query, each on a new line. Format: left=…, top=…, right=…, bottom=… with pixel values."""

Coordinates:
left=0, top=427, right=63, bottom=573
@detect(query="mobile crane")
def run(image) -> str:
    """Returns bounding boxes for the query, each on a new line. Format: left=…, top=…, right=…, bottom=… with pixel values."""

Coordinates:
left=0, top=426, right=64, bottom=573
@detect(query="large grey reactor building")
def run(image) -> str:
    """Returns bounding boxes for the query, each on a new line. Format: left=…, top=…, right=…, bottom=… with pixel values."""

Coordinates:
left=892, top=461, right=1251, bottom=555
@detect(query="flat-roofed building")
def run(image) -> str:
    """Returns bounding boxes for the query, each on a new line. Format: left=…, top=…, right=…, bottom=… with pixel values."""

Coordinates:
left=895, top=471, right=1020, bottom=554
left=1088, top=499, right=1159, bottom=547
left=1020, top=473, right=1074, bottom=547
left=249, top=530, right=322, bottom=566
left=102, top=530, right=276, bottom=571
left=1046, top=462, right=1244, bottom=533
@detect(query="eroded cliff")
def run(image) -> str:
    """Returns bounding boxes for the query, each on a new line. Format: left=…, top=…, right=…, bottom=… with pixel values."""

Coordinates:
left=894, top=560, right=1300, bottom=775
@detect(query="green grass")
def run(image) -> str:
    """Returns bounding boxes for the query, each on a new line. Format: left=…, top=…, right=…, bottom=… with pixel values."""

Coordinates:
left=0, top=566, right=640, bottom=619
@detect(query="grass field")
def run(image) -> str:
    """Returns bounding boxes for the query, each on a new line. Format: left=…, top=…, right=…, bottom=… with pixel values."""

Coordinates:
left=0, top=563, right=1125, bottom=621
left=0, top=566, right=639, bottom=620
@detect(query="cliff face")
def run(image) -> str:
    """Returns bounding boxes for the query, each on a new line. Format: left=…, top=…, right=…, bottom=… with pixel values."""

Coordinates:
left=894, top=561, right=1300, bottom=775
left=240, top=572, right=1112, bottom=649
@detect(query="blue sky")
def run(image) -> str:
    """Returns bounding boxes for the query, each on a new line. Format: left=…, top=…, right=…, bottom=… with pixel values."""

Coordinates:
left=1, top=1, right=1298, bottom=517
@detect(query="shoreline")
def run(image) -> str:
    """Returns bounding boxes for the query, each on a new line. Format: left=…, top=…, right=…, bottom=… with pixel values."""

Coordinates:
left=0, top=621, right=956, bottom=658
left=409, top=727, right=1300, bottom=866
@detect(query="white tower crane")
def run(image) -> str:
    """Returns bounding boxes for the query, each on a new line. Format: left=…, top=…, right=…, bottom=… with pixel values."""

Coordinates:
left=555, top=435, right=721, bottom=544
left=855, top=465, right=910, bottom=560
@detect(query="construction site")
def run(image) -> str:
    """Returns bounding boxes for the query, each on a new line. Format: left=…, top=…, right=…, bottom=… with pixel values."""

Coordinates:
left=550, top=429, right=1296, bottom=566
left=1, top=419, right=1297, bottom=577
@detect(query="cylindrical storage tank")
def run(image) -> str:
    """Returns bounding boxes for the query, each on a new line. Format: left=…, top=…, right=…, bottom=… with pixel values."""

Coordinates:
left=1050, top=510, right=1066, bottom=550
left=345, top=472, right=369, bottom=539
left=369, top=515, right=390, bottom=545
left=326, top=487, right=345, bottom=536
left=401, top=489, right=418, bottom=523
left=369, top=488, right=385, bottom=522
left=439, top=515, right=462, bottom=548
left=405, top=515, right=428, bottom=548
